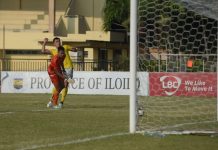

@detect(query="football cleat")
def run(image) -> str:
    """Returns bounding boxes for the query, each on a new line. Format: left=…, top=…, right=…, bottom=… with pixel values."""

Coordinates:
left=58, top=102, right=64, bottom=108
left=47, top=100, right=53, bottom=108
left=52, top=105, right=61, bottom=109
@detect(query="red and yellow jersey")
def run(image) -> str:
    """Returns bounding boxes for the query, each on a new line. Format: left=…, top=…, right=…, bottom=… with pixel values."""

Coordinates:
left=50, top=45, right=73, bottom=69
left=48, top=54, right=65, bottom=75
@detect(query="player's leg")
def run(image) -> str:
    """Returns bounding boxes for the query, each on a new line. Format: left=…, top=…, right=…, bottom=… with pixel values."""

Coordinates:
left=52, top=87, right=56, bottom=96
left=47, top=87, right=57, bottom=108
left=60, top=84, right=68, bottom=103
left=49, top=75, right=64, bottom=108
left=60, top=68, right=73, bottom=107
left=51, top=87, right=59, bottom=106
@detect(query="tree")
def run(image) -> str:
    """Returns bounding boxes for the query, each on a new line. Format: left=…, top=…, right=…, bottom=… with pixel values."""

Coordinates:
left=102, top=0, right=130, bottom=31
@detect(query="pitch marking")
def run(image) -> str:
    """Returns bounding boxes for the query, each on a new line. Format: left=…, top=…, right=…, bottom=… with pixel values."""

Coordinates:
left=0, top=108, right=73, bottom=115
left=0, top=112, right=14, bottom=115
left=18, top=132, right=129, bottom=150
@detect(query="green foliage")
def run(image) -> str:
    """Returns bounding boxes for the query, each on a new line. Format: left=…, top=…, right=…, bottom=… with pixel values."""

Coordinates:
left=139, top=60, right=160, bottom=72
left=138, top=0, right=218, bottom=54
left=114, top=55, right=130, bottom=71
left=102, top=0, right=130, bottom=31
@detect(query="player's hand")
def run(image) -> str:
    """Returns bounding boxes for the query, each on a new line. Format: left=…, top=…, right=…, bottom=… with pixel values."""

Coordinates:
left=63, top=74, right=68, bottom=79
left=65, top=78, right=75, bottom=84
left=43, top=38, right=48, bottom=44
left=64, top=78, right=69, bottom=87
left=71, top=47, right=78, bottom=52
left=63, top=71, right=67, bottom=75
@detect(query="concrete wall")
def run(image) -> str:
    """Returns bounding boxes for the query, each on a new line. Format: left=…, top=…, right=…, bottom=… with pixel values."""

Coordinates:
left=0, top=0, right=107, bottom=34
left=0, top=0, right=128, bottom=67
left=0, top=0, right=20, bottom=10
left=66, top=0, right=105, bottom=31
left=21, top=0, right=48, bottom=11
left=84, top=48, right=94, bottom=60
left=4, top=32, right=53, bottom=50
left=0, top=25, right=3, bottom=50
left=67, top=0, right=104, bottom=17
left=0, top=0, right=69, bottom=11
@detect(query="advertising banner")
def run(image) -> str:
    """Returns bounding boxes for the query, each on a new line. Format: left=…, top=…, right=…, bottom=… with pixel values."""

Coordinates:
left=1, top=71, right=149, bottom=96
left=149, top=72, right=217, bottom=97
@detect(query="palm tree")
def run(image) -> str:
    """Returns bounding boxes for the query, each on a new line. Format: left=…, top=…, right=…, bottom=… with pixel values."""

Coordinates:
left=102, top=0, right=130, bottom=31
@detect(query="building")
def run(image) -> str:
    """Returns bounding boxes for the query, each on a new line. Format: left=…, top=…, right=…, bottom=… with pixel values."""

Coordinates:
left=0, top=0, right=129, bottom=71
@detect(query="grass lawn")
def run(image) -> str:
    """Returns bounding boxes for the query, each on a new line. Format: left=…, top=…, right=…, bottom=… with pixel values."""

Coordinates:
left=0, top=94, right=217, bottom=150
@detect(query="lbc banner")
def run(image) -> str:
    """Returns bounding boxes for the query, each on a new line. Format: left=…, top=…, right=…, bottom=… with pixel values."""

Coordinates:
left=149, top=73, right=217, bottom=97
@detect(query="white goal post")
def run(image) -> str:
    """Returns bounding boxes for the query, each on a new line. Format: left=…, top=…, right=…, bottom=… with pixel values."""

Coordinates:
left=130, top=0, right=137, bottom=133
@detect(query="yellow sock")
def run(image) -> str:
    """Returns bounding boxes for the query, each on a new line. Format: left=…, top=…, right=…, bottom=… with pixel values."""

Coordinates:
left=61, top=88, right=68, bottom=103
left=51, top=87, right=57, bottom=99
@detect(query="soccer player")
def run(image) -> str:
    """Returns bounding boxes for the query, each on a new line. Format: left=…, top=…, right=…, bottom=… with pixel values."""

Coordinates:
left=48, top=46, right=68, bottom=109
left=42, top=37, right=76, bottom=108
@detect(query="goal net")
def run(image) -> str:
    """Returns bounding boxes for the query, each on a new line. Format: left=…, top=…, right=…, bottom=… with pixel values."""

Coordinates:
left=136, top=0, right=217, bottom=134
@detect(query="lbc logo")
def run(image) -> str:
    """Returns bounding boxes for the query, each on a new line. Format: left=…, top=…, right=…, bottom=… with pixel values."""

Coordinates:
left=160, top=76, right=181, bottom=96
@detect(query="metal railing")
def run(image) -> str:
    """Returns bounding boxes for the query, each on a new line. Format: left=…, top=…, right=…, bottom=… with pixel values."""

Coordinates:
left=0, top=58, right=119, bottom=71
left=1, top=54, right=217, bottom=72
left=73, top=60, right=116, bottom=71
left=0, top=58, right=50, bottom=71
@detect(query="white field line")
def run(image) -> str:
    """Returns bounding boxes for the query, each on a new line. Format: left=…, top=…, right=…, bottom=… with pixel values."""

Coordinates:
left=31, top=109, right=59, bottom=112
left=0, top=110, right=54, bottom=115
left=0, top=112, right=14, bottom=115
left=18, top=132, right=129, bottom=150
left=0, top=108, right=73, bottom=115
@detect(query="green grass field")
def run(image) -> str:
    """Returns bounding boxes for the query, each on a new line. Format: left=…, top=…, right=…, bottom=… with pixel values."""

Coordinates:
left=0, top=94, right=218, bottom=150
left=138, top=96, right=218, bottom=132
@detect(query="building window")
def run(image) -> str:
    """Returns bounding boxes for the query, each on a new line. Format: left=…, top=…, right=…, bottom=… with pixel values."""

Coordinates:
left=99, top=48, right=107, bottom=61
left=113, top=49, right=122, bottom=61
left=84, top=51, right=88, bottom=58
left=98, top=48, right=108, bottom=71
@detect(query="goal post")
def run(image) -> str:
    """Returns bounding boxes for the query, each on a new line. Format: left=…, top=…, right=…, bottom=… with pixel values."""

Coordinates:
left=129, top=0, right=137, bottom=133
left=130, top=0, right=218, bottom=134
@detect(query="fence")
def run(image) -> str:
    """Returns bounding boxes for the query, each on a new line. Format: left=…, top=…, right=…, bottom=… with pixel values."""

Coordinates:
left=0, top=58, right=50, bottom=71
left=0, top=54, right=217, bottom=72
left=0, top=58, right=118, bottom=71
left=138, top=54, right=217, bottom=72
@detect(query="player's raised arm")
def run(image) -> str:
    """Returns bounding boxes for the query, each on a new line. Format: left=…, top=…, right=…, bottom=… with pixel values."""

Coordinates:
left=71, top=47, right=78, bottom=52
left=64, top=45, right=78, bottom=52
left=41, top=38, right=51, bottom=54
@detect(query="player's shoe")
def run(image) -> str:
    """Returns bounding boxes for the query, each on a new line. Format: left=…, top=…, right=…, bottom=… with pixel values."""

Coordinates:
left=58, top=102, right=64, bottom=108
left=52, top=105, right=61, bottom=109
left=47, top=100, right=53, bottom=108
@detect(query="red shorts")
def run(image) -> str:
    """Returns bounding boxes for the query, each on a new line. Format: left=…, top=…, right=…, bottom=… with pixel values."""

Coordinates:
left=49, top=74, right=64, bottom=92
